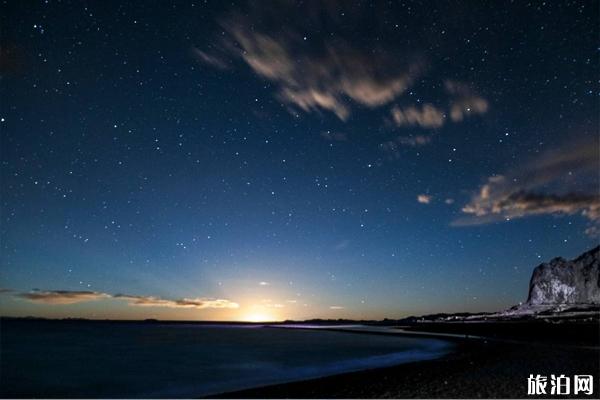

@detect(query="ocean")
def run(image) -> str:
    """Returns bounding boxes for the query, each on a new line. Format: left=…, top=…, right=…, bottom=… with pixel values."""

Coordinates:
left=0, top=320, right=450, bottom=398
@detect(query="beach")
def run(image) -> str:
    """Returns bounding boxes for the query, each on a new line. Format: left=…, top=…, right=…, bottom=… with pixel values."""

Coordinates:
left=214, top=324, right=600, bottom=398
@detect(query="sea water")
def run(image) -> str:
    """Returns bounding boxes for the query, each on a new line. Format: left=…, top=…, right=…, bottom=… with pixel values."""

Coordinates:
left=0, top=320, right=450, bottom=398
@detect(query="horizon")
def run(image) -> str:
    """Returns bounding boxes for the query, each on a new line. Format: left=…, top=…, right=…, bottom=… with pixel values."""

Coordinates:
left=2, top=244, right=598, bottom=322
left=1, top=1, right=598, bottom=322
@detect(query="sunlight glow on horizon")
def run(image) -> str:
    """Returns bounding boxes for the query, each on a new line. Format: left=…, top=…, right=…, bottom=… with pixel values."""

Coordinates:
left=240, top=303, right=282, bottom=322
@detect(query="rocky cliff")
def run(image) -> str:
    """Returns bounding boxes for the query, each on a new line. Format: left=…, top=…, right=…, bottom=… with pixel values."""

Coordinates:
left=526, top=245, right=600, bottom=306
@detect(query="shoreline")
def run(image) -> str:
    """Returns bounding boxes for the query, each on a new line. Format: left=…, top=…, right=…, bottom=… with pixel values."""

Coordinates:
left=209, top=326, right=599, bottom=399
left=199, top=326, right=458, bottom=399
left=2, top=319, right=597, bottom=398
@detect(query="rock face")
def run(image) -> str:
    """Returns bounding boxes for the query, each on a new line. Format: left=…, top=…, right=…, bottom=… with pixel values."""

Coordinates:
left=526, top=246, right=600, bottom=306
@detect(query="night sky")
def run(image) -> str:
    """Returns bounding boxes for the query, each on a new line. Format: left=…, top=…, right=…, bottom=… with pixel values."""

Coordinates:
left=1, top=0, right=598, bottom=321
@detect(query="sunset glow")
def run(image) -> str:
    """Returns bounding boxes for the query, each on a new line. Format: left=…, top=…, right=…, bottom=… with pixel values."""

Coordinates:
left=242, top=310, right=279, bottom=323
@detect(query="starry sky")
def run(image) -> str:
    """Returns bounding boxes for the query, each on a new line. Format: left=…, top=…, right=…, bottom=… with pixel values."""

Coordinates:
left=1, top=0, right=598, bottom=321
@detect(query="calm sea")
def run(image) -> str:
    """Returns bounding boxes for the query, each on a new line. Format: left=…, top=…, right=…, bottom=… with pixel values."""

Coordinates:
left=0, top=320, right=450, bottom=398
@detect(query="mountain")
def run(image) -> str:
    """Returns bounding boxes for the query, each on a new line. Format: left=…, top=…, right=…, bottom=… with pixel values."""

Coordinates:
left=429, top=246, right=600, bottom=321
left=526, top=245, right=599, bottom=306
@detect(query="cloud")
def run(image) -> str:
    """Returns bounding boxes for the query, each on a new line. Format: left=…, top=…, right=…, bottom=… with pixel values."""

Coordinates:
left=391, top=104, right=445, bottom=129
left=449, top=97, right=489, bottom=122
left=113, top=294, right=239, bottom=309
left=445, top=198, right=455, bottom=205
left=329, top=306, right=344, bottom=310
left=445, top=80, right=489, bottom=122
left=0, top=288, right=14, bottom=294
left=191, top=47, right=229, bottom=69
left=18, top=290, right=110, bottom=304
left=258, top=281, right=270, bottom=286
left=417, top=194, right=433, bottom=204
left=380, top=135, right=432, bottom=157
left=387, top=81, right=487, bottom=136
left=231, top=29, right=422, bottom=120
left=382, top=81, right=488, bottom=151
left=584, top=226, right=600, bottom=238
left=196, top=2, right=490, bottom=157
left=456, top=140, right=600, bottom=229
left=14, top=289, right=239, bottom=309
left=460, top=187, right=600, bottom=223
left=198, top=3, right=424, bottom=121
left=258, top=298, right=285, bottom=308
left=397, top=135, right=433, bottom=147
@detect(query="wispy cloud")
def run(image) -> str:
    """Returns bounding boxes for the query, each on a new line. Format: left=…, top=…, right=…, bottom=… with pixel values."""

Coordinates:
left=382, top=80, right=489, bottom=153
left=391, top=104, right=445, bottom=129
left=15, top=289, right=239, bottom=309
left=197, top=2, right=490, bottom=156
left=449, top=97, right=489, bottom=122
left=329, top=305, right=344, bottom=310
left=585, top=226, right=600, bottom=238
left=417, top=194, right=433, bottom=204
left=191, top=47, right=230, bottom=70
left=227, top=25, right=422, bottom=120
left=197, top=3, right=424, bottom=121
left=445, top=80, right=489, bottom=122
left=380, top=135, right=432, bottom=157
left=18, top=290, right=110, bottom=304
left=455, top=140, right=600, bottom=230
left=113, top=294, right=239, bottom=309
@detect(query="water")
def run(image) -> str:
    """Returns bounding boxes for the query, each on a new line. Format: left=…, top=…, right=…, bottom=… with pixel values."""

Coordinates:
left=0, top=320, right=450, bottom=398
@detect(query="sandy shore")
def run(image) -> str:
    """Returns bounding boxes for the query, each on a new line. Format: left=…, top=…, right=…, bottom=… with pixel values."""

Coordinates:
left=211, top=332, right=599, bottom=398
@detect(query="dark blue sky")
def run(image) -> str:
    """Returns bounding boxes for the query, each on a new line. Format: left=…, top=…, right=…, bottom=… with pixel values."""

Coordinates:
left=1, top=0, right=598, bottom=321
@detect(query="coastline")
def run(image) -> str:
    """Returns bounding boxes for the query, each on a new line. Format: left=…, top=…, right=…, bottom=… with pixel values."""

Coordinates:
left=209, top=326, right=600, bottom=399
left=2, top=318, right=597, bottom=398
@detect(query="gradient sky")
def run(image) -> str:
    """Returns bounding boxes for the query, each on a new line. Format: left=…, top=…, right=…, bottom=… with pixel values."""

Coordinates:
left=1, top=0, right=598, bottom=321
